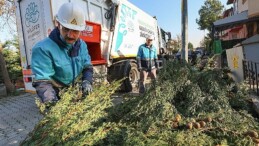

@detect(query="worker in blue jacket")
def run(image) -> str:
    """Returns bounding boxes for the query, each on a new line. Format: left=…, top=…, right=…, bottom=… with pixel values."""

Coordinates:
left=31, top=2, right=93, bottom=103
left=137, top=36, right=158, bottom=93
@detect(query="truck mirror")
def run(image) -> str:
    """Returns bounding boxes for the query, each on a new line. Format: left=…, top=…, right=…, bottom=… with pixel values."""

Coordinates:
left=167, top=32, right=171, bottom=40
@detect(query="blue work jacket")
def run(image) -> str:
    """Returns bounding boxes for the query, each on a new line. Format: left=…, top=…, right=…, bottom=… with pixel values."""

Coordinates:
left=31, top=28, right=92, bottom=86
left=137, top=44, right=158, bottom=70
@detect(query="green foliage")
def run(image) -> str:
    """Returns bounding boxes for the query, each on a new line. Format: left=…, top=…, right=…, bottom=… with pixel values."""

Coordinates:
left=196, top=0, right=224, bottom=52
left=1, top=38, right=22, bottom=81
left=22, top=61, right=259, bottom=146
left=22, top=80, right=122, bottom=146
left=3, top=49, right=22, bottom=80
left=188, top=42, right=194, bottom=50
left=200, top=36, right=212, bottom=52
left=196, top=0, right=224, bottom=32
left=167, top=34, right=181, bottom=53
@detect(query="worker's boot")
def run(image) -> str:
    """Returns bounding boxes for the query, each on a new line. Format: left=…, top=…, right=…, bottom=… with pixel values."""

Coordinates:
left=139, top=81, right=145, bottom=94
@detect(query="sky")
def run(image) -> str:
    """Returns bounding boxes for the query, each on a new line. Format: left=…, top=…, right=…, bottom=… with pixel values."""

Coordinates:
left=0, top=19, right=17, bottom=43
left=129, top=0, right=230, bottom=48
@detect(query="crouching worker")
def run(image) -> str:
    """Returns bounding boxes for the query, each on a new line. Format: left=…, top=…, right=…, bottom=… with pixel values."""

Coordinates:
left=137, top=36, right=158, bottom=94
left=31, top=2, right=93, bottom=103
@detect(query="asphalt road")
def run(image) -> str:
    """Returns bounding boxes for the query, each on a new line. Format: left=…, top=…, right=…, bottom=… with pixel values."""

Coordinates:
left=0, top=93, right=42, bottom=146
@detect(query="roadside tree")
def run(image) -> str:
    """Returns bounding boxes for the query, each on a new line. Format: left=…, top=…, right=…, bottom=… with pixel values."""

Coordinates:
left=0, top=0, right=17, bottom=93
left=0, top=43, right=15, bottom=93
left=188, top=42, right=194, bottom=50
left=2, top=38, right=22, bottom=82
left=196, top=0, right=224, bottom=35
left=196, top=0, right=223, bottom=51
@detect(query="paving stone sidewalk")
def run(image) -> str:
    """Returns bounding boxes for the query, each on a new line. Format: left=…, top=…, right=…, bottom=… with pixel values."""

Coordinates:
left=0, top=93, right=42, bottom=146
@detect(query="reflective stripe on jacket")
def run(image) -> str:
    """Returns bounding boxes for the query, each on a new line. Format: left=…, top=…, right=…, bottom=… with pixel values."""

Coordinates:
left=137, top=44, right=158, bottom=70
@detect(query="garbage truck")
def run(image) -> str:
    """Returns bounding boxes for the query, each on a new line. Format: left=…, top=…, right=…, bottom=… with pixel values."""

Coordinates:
left=15, top=0, right=171, bottom=92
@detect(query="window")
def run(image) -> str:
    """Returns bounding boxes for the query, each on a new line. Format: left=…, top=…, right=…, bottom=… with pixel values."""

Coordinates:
left=247, top=23, right=254, bottom=38
left=232, top=33, right=238, bottom=39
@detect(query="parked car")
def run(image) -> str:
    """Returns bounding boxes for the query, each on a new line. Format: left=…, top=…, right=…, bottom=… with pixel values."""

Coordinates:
left=194, top=49, right=204, bottom=58
left=175, top=50, right=193, bottom=61
left=194, top=50, right=204, bottom=58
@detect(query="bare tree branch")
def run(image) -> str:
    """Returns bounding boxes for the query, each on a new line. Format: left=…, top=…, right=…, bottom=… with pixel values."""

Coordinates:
left=0, top=0, right=16, bottom=33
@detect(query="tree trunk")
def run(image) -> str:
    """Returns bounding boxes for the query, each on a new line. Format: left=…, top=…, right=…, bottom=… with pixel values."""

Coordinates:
left=0, top=43, right=15, bottom=93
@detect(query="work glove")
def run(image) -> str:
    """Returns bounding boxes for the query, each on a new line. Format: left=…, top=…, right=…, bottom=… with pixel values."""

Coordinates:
left=82, top=80, right=93, bottom=95
left=33, top=81, right=59, bottom=103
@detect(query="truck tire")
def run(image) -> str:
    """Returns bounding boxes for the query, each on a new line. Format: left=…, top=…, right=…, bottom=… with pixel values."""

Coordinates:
left=123, top=62, right=139, bottom=92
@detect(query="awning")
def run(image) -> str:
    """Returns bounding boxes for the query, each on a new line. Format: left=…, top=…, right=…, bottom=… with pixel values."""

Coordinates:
left=221, top=32, right=229, bottom=37
left=214, top=11, right=248, bottom=30
left=242, top=34, right=259, bottom=45
left=229, top=25, right=243, bottom=32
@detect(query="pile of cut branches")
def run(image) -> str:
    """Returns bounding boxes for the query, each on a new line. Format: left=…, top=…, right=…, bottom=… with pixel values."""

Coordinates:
left=22, top=61, right=259, bottom=146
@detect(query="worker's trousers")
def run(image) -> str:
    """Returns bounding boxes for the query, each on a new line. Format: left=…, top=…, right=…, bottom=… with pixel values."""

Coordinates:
left=139, top=69, right=156, bottom=93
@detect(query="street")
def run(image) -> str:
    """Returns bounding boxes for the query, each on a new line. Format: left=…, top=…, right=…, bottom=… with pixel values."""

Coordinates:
left=0, top=93, right=42, bottom=146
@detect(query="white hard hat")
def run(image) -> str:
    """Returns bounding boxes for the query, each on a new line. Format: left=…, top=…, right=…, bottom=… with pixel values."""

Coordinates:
left=146, top=36, right=154, bottom=40
left=56, top=3, right=86, bottom=31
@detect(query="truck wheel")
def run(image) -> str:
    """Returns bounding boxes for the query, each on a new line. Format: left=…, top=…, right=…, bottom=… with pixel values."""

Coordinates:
left=123, top=62, right=139, bottom=92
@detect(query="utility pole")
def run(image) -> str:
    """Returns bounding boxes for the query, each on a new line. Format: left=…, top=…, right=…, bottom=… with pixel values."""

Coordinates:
left=181, top=0, right=188, bottom=62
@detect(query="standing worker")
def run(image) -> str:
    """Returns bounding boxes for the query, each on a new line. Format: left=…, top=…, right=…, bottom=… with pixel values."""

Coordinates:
left=31, top=2, right=93, bottom=103
left=137, top=36, right=158, bottom=93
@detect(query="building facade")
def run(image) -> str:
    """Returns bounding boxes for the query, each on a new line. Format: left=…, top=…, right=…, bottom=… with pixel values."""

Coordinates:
left=220, top=0, right=248, bottom=41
